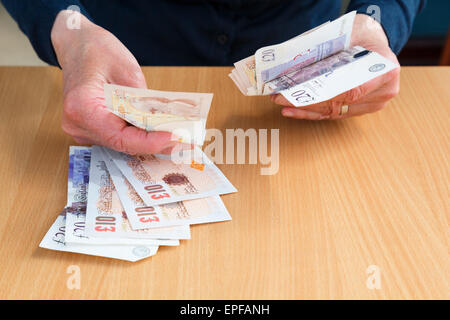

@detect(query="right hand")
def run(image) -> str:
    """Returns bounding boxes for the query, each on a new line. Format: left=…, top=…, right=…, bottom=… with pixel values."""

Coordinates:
left=51, top=10, right=187, bottom=154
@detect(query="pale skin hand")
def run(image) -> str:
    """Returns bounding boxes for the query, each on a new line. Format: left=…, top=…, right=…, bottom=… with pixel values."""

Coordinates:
left=272, top=14, right=401, bottom=120
left=51, top=10, right=189, bottom=154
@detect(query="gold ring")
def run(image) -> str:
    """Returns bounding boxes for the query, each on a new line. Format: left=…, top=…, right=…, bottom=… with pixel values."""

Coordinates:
left=339, top=105, right=349, bottom=116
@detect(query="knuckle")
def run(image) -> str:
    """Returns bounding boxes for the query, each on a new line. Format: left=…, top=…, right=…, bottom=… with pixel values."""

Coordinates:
left=72, top=136, right=86, bottom=144
left=391, top=66, right=401, bottom=78
left=127, top=67, right=146, bottom=86
left=381, top=86, right=400, bottom=101
left=61, top=118, right=78, bottom=137
left=63, top=97, right=82, bottom=123
left=329, top=100, right=341, bottom=116
left=385, top=90, right=398, bottom=100
left=345, top=86, right=364, bottom=103
left=106, top=134, right=127, bottom=153
left=392, top=83, right=400, bottom=98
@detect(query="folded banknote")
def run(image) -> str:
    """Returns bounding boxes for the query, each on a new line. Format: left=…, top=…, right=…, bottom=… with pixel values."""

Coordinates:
left=104, top=84, right=213, bottom=145
left=229, top=11, right=399, bottom=107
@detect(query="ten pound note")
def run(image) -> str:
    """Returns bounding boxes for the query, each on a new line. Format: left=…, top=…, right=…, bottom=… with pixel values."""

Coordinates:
left=229, top=11, right=399, bottom=107
left=100, top=147, right=232, bottom=231
left=104, top=84, right=213, bottom=145
left=104, top=147, right=237, bottom=207
left=39, top=148, right=159, bottom=262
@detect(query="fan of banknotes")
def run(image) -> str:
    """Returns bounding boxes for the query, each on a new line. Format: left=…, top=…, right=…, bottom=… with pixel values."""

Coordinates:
left=40, top=146, right=237, bottom=261
left=229, top=11, right=399, bottom=107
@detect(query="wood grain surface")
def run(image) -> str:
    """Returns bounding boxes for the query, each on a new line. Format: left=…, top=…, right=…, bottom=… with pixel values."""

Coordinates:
left=0, top=66, right=448, bottom=299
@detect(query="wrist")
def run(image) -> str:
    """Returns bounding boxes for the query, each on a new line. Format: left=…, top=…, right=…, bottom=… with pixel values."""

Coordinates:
left=50, top=10, right=99, bottom=68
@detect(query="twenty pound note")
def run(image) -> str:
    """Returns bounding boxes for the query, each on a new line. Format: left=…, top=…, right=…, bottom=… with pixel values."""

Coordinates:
left=104, top=84, right=213, bottom=145
left=229, top=11, right=399, bottom=107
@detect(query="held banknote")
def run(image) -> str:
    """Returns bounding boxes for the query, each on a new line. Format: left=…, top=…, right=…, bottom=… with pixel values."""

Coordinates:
left=231, top=11, right=355, bottom=95
left=101, top=147, right=232, bottom=230
left=229, top=11, right=399, bottom=107
left=104, top=84, right=213, bottom=145
left=255, top=11, right=355, bottom=93
left=277, top=47, right=398, bottom=107
left=104, top=146, right=237, bottom=207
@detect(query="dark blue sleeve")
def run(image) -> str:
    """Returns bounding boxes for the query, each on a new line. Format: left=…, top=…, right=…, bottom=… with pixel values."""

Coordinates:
left=1, top=0, right=92, bottom=66
left=347, top=0, right=426, bottom=54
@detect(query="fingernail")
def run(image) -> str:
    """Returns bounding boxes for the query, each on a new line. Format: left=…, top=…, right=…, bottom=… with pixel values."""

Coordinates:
left=319, top=115, right=330, bottom=120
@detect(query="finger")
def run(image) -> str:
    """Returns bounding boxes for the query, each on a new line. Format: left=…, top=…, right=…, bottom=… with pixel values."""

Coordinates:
left=295, top=68, right=399, bottom=119
left=346, top=71, right=400, bottom=105
left=281, top=107, right=329, bottom=120
left=271, top=94, right=294, bottom=107
left=272, top=67, right=400, bottom=110
left=72, top=136, right=94, bottom=145
left=338, top=101, right=388, bottom=118
left=313, top=70, right=399, bottom=118
left=99, top=111, right=183, bottom=154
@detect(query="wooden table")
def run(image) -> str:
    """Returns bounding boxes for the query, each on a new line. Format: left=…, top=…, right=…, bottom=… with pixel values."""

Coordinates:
left=0, top=66, right=448, bottom=299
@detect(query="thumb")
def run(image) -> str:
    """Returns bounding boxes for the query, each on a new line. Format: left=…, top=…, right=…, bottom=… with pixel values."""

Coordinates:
left=102, top=111, right=183, bottom=154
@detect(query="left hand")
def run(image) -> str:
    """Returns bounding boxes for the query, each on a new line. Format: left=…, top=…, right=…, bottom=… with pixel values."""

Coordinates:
left=272, top=14, right=400, bottom=120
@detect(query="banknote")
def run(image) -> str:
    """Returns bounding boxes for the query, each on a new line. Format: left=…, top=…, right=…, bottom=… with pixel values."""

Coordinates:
left=101, top=147, right=232, bottom=230
left=266, top=47, right=365, bottom=93
left=73, top=146, right=190, bottom=240
left=84, top=146, right=187, bottom=243
left=254, top=11, right=355, bottom=93
left=104, top=84, right=213, bottom=145
left=228, top=12, right=355, bottom=96
left=39, top=209, right=159, bottom=262
left=229, top=11, right=399, bottom=107
left=67, top=147, right=187, bottom=243
left=233, top=56, right=258, bottom=95
left=104, top=146, right=237, bottom=207
left=67, top=146, right=90, bottom=211
left=278, top=47, right=398, bottom=107
left=65, top=207, right=186, bottom=245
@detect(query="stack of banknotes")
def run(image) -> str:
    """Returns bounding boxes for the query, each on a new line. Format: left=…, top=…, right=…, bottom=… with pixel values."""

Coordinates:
left=40, top=146, right=237, bottom=261
left=229, top=11, right=399, bottom=107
